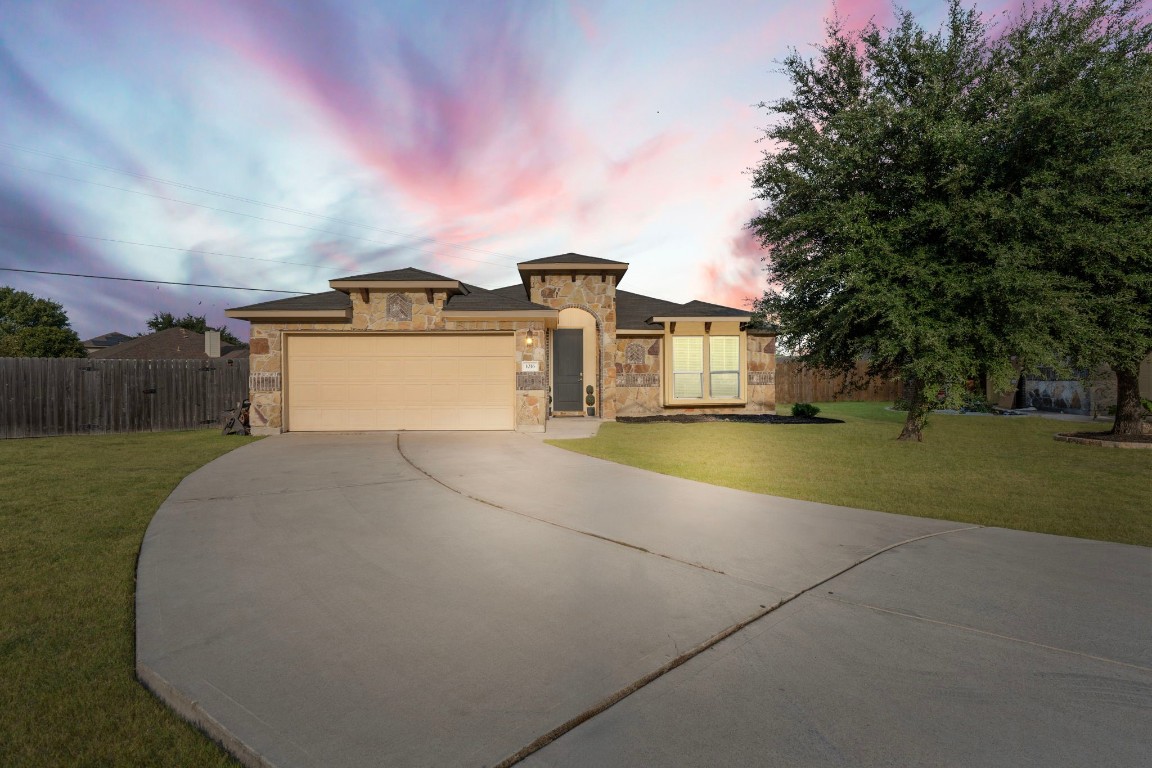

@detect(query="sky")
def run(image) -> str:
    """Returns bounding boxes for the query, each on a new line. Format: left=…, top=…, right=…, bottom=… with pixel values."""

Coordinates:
left=1, top=0, right=1020, bottom=341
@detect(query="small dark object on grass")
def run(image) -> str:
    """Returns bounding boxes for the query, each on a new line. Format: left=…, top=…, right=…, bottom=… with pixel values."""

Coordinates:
left=791, top=403, right=821, bottom=418
left=616, top=413, right=842, bottom=425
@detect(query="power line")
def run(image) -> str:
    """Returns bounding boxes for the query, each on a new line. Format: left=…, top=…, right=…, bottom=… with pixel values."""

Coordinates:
left=0, top=266, right=310, bottom=294
left=0, top=140, right=521, bottom=262
left=0, top=159, right=513, bottom=270
left=0, top=224, right=344, bottom=271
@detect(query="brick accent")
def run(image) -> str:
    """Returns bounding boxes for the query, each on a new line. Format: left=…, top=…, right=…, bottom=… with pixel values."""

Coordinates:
left=516, top=372, right=547, bottom=391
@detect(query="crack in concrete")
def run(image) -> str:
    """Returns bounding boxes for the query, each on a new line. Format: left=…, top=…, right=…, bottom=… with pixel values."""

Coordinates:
left=394, top=432, right=985, bottom=767
left=490, top=522, right=984, bottom=766
left=822, top=595, right=1152, bottom=674
left=395, top=434, right=735, bottom=580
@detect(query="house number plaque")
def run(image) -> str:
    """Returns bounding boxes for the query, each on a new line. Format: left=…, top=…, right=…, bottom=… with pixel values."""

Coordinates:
left=520, top=361, right=540, bottom=373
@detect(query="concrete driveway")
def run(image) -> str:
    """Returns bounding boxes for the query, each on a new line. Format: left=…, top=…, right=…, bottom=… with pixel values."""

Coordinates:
left=137, top=432, right=1152, bottom=767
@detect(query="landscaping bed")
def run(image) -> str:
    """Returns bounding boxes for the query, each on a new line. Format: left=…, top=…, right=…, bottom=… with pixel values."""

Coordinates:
left=617, top=414, right=843, bottom=425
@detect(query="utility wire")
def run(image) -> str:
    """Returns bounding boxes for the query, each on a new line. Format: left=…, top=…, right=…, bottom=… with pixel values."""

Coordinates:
left=0, top=140, right=521, bottom=262
left=0, top=266, right=310, bottom=294
left=0, top=159, right=513, bottom=270
left=0, top=224, right=343, bottom=271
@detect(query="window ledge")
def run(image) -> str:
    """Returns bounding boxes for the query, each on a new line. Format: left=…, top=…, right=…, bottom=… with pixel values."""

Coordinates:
left=665, top=398, right=747, bottom=407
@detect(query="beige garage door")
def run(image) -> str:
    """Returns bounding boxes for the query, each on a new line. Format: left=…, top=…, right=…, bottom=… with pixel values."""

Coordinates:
left=286, top=334, right=514, bottom=431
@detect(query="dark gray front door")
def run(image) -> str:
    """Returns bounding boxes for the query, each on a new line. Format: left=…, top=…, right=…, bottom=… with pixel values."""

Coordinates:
left=553, top=329, right=584, bottom=412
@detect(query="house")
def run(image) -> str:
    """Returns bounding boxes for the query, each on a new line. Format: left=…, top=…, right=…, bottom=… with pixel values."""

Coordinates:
left=82, top=331, right=133, bottom=355
left=87, top=327, right=248, bottom=360
left=225, top=254, right=777, bottom=435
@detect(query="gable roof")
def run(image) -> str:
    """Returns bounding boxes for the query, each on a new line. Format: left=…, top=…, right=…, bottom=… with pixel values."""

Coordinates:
left=517, top=253, right=627, bottom=266
left=87, top=327, right=246, bottom=360
left=677, top=299, right=753, bottom=318
left=444, top=284, right=552, bottom=313
left=228, top=290, right=351, bottom=313
left=331, top=267, right=457, bottom=283
left=614, top=290, right=685, bottom=331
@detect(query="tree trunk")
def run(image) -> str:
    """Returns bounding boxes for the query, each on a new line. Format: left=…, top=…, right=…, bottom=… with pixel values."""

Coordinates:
left=898, top=377, right=930, bottom=441
left=1110, top=363, right=1145, bottom=436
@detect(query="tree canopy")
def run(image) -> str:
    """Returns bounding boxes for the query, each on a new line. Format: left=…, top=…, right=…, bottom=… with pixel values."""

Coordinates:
left=0, top=286, right=86, bottom=358
left=146, top=312, right=244, bottom=347
left=750, top=0, right=1151, bottom=439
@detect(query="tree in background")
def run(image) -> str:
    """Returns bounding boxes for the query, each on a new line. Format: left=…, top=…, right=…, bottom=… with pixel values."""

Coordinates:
left=0, top=286, right=86, bottom=358
left=750, top=3, right=1073, bottom=440
left=988, top=0, right=1151, bottom=435
left=145, top=312, right=245, bottom=347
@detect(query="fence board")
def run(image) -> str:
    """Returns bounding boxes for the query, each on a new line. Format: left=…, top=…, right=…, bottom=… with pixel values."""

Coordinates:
left=776, top=358, right=902, bottom=404
left=0, top=357, right=249, bottom=439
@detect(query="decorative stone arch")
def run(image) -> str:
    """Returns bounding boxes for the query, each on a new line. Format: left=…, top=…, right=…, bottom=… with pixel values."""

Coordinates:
left=554, top=303, right=604, bottom=414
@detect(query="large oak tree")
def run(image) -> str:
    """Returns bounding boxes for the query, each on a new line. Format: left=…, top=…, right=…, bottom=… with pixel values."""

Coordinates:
left=750, top=0, right=1151, bottom=439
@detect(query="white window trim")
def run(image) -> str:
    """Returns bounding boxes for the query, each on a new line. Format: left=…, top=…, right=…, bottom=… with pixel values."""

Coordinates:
left=663, top=325, right=747, bottom=406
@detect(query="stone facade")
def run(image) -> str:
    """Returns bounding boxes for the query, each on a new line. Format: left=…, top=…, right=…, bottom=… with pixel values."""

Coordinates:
left=528, top=274, right=618, bottom=419
left=242, top=274, right=778, bottom=433
left=247, top=288, right=548, bottom=434
left=612, top=334, right=777, bottom=417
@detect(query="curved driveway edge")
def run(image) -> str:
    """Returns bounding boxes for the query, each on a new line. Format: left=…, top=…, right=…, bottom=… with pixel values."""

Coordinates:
left=137, top=432, right=1152, bottom=768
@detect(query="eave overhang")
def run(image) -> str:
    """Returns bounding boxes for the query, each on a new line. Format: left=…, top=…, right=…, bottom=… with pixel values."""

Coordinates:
left=328, top=279, right=463, bottom=294
left=648, top=315, right=753, bottom=324
left=516, top=261, right=629, bottom=291
left=224, top=309, right=351, bottom=321
left=442, top=309, right=559, bottom=327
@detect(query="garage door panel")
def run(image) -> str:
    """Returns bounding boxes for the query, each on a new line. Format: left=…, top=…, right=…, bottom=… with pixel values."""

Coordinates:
left=287, top=334, right=514, bottom=431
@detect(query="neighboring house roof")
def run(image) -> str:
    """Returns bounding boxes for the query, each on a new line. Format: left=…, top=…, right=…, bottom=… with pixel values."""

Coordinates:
left=87, top=327, right=246, bottom=360
left=228, top=290, right=352, bottom=313
left=82, top=331, right=133, bottom=351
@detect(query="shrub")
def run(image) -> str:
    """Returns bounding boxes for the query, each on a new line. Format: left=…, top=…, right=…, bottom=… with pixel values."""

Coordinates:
left=791, top=402, right=821, bottom=418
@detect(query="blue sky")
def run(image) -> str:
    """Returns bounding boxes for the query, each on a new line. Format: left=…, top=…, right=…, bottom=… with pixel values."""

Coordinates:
left=1, top=0, right=1011, bottom=340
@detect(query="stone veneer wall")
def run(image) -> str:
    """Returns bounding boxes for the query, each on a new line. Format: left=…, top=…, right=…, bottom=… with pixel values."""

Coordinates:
left=246, top=289, right=548, bottom=433
left=529, top=274, right=618, bottom=419
left=610, top=333, right=777, bottom=416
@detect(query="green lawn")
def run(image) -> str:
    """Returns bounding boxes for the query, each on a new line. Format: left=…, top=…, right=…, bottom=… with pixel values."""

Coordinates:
left=551, top=403, right=1152, bottom=547
left=0, top=431, right=259, bottom=767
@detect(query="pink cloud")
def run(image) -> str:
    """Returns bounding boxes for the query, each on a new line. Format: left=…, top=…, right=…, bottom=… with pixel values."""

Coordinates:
left=698, top=207, right=768, bottom=310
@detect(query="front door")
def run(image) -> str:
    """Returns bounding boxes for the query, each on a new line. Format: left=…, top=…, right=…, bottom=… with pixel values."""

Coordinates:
left=553, top=329, right=584, bottom=412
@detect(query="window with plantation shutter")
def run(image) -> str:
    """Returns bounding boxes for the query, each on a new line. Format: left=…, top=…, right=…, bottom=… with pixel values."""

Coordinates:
left=709, top=336, right=740, bottom=398
left=672, top=336, right=704, bottom=398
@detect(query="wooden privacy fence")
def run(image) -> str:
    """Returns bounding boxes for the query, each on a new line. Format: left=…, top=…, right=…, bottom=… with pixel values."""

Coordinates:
left=776, top=358, right=902, bottom=404
left=0, top=357, right=249, bottom=439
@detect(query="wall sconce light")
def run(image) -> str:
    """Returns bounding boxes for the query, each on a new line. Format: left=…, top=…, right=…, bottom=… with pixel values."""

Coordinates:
left=526, top=330, right=535, bottom=347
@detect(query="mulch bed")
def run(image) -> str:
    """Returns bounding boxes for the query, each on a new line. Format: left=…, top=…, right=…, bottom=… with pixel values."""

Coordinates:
left=1059, top=431, right=1152, bottom=444
left=616, top=414, right=843, bottom=425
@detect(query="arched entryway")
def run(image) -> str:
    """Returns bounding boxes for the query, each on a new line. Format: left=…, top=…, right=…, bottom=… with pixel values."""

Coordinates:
left=552, top=307, right=599, bottom=416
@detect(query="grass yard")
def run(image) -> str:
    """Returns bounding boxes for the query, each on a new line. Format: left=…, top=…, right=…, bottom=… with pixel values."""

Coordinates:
left=551, top=403, right=1152, bottom=547
left=0, top=431, right=259, bottom=767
